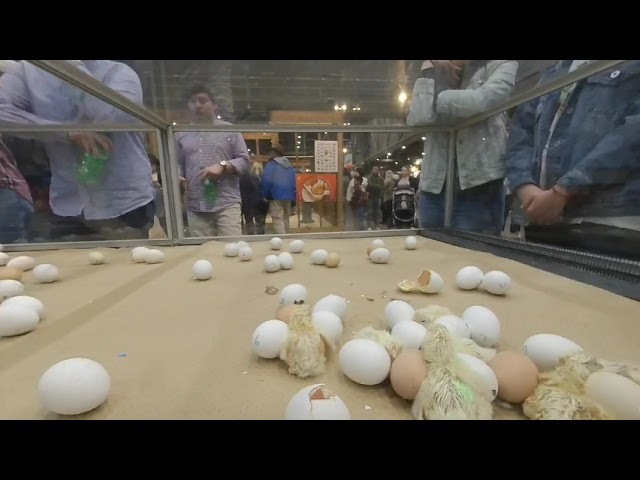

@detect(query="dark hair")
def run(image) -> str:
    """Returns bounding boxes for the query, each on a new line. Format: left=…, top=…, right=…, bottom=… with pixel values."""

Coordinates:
left=148, top=153, right=159, bottom=166
left=185, top=83, right=215, bottom=103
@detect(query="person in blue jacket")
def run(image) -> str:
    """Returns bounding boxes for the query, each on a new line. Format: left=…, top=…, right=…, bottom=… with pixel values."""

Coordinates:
left=262, top=144, right=296, bottom=234
left=504, top=60, right=640, bottom=256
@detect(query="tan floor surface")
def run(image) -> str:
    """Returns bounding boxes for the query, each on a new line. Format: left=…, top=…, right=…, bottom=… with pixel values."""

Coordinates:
left=0, top=235, right=639, bottom=420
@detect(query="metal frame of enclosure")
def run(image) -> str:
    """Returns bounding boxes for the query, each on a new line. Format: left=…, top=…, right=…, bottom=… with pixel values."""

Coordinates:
left=0, top=60, right=627, bottom=252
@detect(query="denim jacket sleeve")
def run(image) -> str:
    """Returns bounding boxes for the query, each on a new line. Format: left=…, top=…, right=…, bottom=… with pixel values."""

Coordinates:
left=557, top=87, right=640, bottom=192
left=504, top=98, right=539, bottom=192
left=435, top=61, right=518, bottom=117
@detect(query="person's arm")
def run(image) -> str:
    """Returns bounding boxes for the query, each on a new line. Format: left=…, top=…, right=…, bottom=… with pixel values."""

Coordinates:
left=435, top=61, right=518, bottom=118
left=556, top=92, right=640, bottom=195
left=261, top=162, right=273, bottom=200
left=504, top=98, right=540, bottom=193
left=226, top=133, right=251, bottom=175
left=175, top=135, right=186, bottom=179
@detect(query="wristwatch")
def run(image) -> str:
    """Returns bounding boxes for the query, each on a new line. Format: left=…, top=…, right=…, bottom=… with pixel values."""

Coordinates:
left=220, top=161, right=228, bottom=173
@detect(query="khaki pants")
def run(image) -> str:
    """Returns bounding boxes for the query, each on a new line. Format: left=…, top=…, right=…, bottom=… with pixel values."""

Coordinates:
left=187, top=204, right=242, bottom=237
left=269, top=200, right=291, bottom=234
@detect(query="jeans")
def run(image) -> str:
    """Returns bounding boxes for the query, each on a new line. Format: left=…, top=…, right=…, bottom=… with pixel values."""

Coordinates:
left=0, top=188, right=33, bottom=243
left=419, top=178, right=505, bottom=235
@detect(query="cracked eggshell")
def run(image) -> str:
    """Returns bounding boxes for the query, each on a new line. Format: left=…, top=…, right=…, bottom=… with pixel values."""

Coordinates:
left=285, top=384, right=351, bottom=420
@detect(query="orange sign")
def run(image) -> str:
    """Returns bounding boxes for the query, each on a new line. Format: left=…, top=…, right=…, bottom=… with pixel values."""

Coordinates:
left=296, top=174, right=337, bottom=203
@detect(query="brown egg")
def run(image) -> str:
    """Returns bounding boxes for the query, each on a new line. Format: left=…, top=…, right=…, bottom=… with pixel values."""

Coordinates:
left=390, top=349, right=429, bottom=400
left=276, top=304, right=299, bottom=324
left=489, top=351, right=539, bottom=404
left=325, top=252, right=340, bottom=268
left=0, top=267, right=23, bottom=281
left=366, top=245, right=376, bottom=256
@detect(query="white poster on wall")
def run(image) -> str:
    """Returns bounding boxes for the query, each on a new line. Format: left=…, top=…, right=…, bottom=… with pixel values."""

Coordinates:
left=314, top=140, right=339, bottom=173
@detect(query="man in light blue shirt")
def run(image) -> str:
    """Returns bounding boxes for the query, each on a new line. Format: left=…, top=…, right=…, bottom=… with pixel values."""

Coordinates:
left=0, top=60, right=155, bottom=240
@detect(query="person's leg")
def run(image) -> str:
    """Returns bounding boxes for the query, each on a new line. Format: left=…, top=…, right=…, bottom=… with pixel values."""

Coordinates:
left=215, top=204, right=243, bottom=237
left=453, top=179, right=504, bottom=235
left=282, top=201, right=291, bottom=233
left=419, top=191, right=445, bottom=228
left=243, top=207, right=256, bottom=235
left=186, top=210, right=218, bottom=237
left=87, top=201, right=156, bottom=240
left=0, top=188, right=33, bottom=243
left=270, top=200, right=286, bottom=234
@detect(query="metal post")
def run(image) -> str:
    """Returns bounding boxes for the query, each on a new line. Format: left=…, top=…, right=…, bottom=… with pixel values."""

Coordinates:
left=161, top=125, right=185, bottom=241
left=443, top=128, right=457, bottom=228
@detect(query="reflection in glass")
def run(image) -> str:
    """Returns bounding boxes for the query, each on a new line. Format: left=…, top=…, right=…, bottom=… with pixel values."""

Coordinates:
left=0, top=60, right=158, bottom=243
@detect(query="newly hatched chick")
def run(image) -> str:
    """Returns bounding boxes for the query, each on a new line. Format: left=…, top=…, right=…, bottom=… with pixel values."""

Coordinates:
left=412, top=323, right=493, bottom=420
left=354, top=327, right=405, bottom=360
left=413, top=305, right=454, bottom=325
left=523, top=352, right=611, bottom=420
left=280, top=305, right=333, bottom=379
left=454, top=338, right=497, bottom=363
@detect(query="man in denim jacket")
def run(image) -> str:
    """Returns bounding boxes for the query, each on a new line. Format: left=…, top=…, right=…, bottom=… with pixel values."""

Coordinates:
left=505, top=61, right=640, bottom=239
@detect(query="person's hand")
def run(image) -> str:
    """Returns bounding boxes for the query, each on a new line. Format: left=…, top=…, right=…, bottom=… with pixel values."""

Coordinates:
left=517, top=184, right=542, bottom=207
left=524, top=188, right=568, bottom=225
left=197, top=165, right=223, bottom=180
left=68, top=132, right=113, bottom=156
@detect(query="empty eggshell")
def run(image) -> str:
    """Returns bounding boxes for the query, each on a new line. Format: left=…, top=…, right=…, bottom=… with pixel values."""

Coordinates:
left=0, top=305, right=39, bottom=336
left=285, top=384, right=351, bottom=420
left=384, top=300, right=416, bottom=330
left=310, top=249, right=329, bottom=265
left=1, top=295, right=45, bottom=320
left=238, top=246, right=253, bottom=261
left=0, top=279, right=25, bottom=298
left=224, top=243, right=240, bottom=257
left=251, top=319, right=289, bottom=359
left=324, top=252, right=340, bottom=268
left=455, top=266, right=484, bottom=290
left=522, top=333, right=583, bottom=372
left=270, top=237, right=282, bottom=250
left=391, top=320, right=427, bottom=349
left=7, top=255, right=36, bottom=272
left=369, top=247, right=391, bottom=264
left=192, top=260, right=213, bottom=280
left=88, top=252, right=105, bottom=265
left=0, top=252, right=9, bottom=266
left=277, top=252, right=293, bottom=270
left=339, top=338, right=391, bottom=386
left=38, top=358, right=111, bottom=415
left=288, top=240, right=305, bottom=253
left=462, top=306, right=501, bottom=348
left=457, top=353, right=499, bottom=401
left=33, top=264, right=60, bottom=284
left=279, top=284, right=308, bottom=306
left=313, top=294, right=348, bottom=320
left=416, top=270, right=444, bottom=293
left=311, top=310, right=343, bottom=343
left=390, top=349, right=429, bottom=400
left=263, top=255, right=281, bottom=273
left=404, top=236, right=418, bottom=250
left=131, top=247, right=149, bottom=263
left=481, top=271, right=512, bottom=295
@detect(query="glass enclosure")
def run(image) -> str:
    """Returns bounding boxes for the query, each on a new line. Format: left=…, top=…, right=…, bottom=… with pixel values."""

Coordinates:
left=0, top=59, right=635, bottom=261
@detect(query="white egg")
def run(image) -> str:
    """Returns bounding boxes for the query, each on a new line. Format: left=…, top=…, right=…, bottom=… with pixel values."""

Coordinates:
left=277, top=252, right=294, bottom=270
left=311, top=311, right=343, bottom=343
left=270, top=237, right=282, bottom=250
left=371, top=239, right=385, bottom=248
left=263, top=255, right=281, bottom=273
left=238, top=246, right=253, bottom=261
left=223, top=243, right=240, bottom=257
left=522, top=333, right=583, bottom=372
left=0, top=252, right=9, bottom=266
left=461, top=306, right=501, bottom=348
left=404, top=236, right=418, bottom=250
left=33, top=264, right=60, bottom=284
left=339, top=338, right=392, bottom=386
left=0, top=305, right=39, bottom=336
left=310, top=249, right=329, bottom=265
left=288, top=239, right=305, bottom=253
left=279, top=284, right=308, bottom=307
left=144, top=249, right=165, bottom=264
left=236, top=241, right=249, bottom=250
left=384, top=300, right=415, bottom=330
left=88, top=252, right=105, bottom=265
left=434, top=315, right=471, bottom=338
left=481, top=271, right=512, bottom=295
left=421, top=270, right=444, bottom=293
left=285, top=384, right=351, bottom=420
left=313, top=294, right=348, bottom=320
left=38, top=358, right=110, bottom=415
left=391, top=320, right=427, bottom=349
left=2, top=295, right=45, bottom=320
left=251, top=319, right=289, bottom=359
left=455, top=266, right=484, bottom=290
left=131, top=247, right=149, bottom=263
left=7, top=255, right=36, bottom=272
left=585, top=371, right=640, bottom=420
left=369, top=247, right=391, bottom=264
left=0, top=279, right=24, bottom=298
left=457, top=353, right=499, bottom=401
left=192, top=259, right=213, bottom=281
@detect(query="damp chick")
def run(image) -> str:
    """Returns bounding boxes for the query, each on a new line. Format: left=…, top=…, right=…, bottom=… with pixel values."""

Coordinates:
left=354, top=327, right=405, bottom=360
left=411, top=323, right=493, bottom=420
left=413, top=305, right=454, bottom=326
left=453, top=337, right=497, bottom=363
left=523, top=352, right=611, bottom=420
left=279, top=305, right=332, bottom=379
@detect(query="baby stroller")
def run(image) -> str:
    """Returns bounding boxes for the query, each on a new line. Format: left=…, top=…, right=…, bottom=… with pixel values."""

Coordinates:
left=392, top=187, right=417, bottom=228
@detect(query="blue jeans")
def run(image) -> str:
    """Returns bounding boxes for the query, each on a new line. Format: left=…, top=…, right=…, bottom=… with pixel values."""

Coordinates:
left=419, top=178, right=505, bottom=236
left=0, top=188, right=34, bottom=243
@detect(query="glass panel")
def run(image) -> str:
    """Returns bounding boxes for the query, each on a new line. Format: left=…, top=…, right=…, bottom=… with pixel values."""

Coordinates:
left=0, top=126, right=166, bottom=244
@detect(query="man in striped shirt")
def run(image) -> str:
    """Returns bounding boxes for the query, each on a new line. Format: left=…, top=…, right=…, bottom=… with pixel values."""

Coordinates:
left=175, top=85, right=250, bottom=237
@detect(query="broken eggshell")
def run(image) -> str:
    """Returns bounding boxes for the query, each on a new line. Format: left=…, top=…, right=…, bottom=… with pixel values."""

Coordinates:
left=398, top=270, right=443, bottom=294
left=285, top=384, right=351, bottom=420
